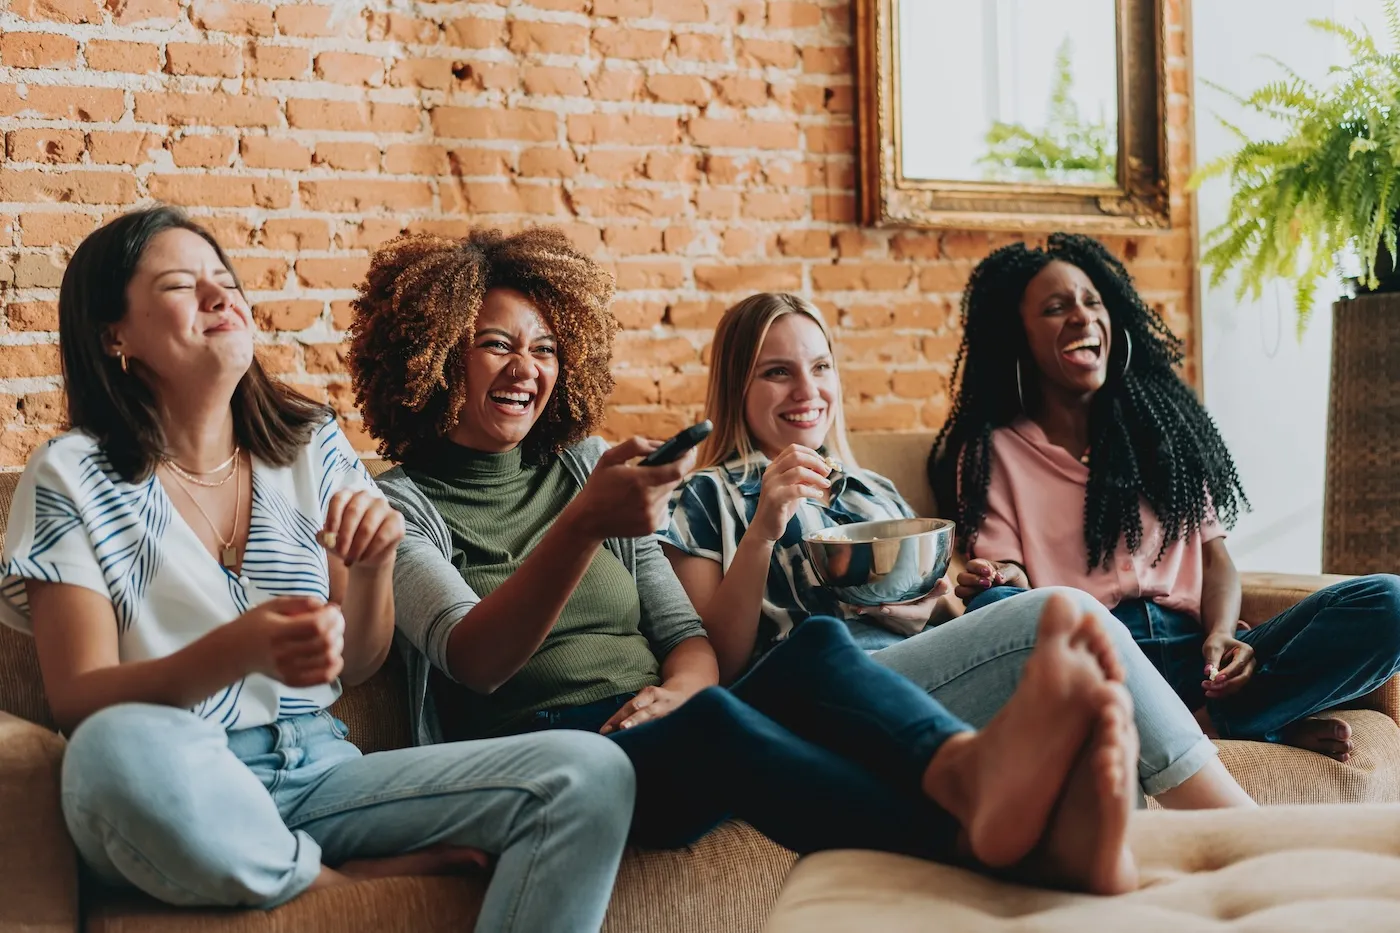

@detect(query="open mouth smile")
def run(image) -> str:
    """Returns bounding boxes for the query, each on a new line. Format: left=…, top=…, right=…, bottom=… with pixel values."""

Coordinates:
left=780, top=409, right=825, bottom=425
left=488, top=389, right=535, bottom=412
left=1061, top=335, right=1103, bottom=369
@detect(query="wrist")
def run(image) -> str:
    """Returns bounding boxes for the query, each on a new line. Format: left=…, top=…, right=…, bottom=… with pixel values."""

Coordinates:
left=1205, top=621, right=1239, bottom=640
left=996, top=562, right=1027, bottom=587
left=349, top=552, right=396, bottom=576
left=661, top=672, right=713, bottom=694
left=210, top=616, right=266, bottom=680
left=743, top=516, right=783, bottom=548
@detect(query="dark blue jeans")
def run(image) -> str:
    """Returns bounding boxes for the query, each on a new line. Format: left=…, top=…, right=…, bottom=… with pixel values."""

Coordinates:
left=967, top=575, right=1400, bottom=742
left=519, top=617, right=969, bottom=859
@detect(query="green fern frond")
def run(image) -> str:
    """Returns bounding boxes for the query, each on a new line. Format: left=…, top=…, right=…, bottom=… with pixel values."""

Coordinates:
left=1199, top=11, right=1400, bottom=334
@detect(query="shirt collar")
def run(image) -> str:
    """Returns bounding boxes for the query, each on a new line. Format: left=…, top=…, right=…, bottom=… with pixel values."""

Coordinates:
left=1008, top=416, right=1090, bottom=482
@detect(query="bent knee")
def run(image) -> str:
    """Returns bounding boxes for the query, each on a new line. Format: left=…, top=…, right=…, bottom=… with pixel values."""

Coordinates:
left=1358, top=574, right=1400, bottom=651
left=65, top=704, right=212, bottom=793
left=787, top=616, right=849, bottom=645
left=542, top=731, right=637, bottom=808
left=63, top=704, right=229, bottom=839
left=1014, top=586, right=1136, bottom=652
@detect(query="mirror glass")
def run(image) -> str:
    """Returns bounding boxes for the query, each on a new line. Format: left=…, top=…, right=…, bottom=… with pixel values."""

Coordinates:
left=897, top=0, right=1120, bottom=187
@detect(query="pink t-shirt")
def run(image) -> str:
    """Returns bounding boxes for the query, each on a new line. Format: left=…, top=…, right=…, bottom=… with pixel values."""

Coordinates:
left=971, top=418, right=1224, bottom=620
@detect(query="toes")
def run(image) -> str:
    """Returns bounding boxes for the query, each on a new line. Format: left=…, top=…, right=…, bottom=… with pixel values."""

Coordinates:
left=1084, top=617, right=1125, bottom=682
left=1093, top=682, right=1134, bottom=721
left=1036, top=592, right=1079, bottom=641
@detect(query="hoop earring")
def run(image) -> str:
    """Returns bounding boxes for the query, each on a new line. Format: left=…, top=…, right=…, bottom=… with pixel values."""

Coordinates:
left=1120, top=330, right=1133, bottom=378
left=1015, top=358, right=1026, bottom=411
left=119, top=352, right=129, bottom=374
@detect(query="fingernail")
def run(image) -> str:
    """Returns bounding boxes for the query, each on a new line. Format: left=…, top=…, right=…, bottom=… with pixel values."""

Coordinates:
left=881, top=607, right=891, bottom=614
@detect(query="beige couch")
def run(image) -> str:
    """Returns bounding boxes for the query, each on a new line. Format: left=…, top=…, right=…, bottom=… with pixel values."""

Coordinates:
left=2, top=431, right=1398, bottom=933
left=766, top=804, right=1400, bottom=932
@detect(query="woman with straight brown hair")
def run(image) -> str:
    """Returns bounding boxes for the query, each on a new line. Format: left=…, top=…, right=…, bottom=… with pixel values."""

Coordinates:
left=662, top=292, right=1256, bottom=811
left=0, top=205, right=638, bottom=933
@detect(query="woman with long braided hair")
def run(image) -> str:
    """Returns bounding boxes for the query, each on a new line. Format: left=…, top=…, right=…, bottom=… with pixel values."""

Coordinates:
left=931, top=232, right=1400, bottom=761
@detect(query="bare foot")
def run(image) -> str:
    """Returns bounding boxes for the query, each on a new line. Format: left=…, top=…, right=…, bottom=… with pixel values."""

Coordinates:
left=337, top=844, right=491, bottom=882
left=1025, top=684, right=1141, bottom=895
left=1281, top=716, right=1354, bottom=762
left=922, top=592, right=1124, bottom=869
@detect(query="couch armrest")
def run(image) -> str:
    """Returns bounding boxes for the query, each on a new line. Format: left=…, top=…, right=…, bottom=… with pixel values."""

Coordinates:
left=1239, top=572, right=1400, bottom=725
left=0, top=711, right=77, bottom=933
left=1238, top=571, right=1351, bottom=626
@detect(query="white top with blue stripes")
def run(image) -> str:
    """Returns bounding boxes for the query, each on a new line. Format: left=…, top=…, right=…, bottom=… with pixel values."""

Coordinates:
left=0, top=418, right=376, bottom=730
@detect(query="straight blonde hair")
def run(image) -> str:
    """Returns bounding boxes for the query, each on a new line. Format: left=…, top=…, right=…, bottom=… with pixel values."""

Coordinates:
left=695, top=293, right=858, bottom=474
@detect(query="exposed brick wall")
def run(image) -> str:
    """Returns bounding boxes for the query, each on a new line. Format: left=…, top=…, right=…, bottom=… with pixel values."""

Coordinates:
left=0, top=0, right=1196, bottom=466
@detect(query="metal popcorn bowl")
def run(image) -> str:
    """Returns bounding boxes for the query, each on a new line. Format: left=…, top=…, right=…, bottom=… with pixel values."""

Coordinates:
left=801, top=518, right=955, bottom=607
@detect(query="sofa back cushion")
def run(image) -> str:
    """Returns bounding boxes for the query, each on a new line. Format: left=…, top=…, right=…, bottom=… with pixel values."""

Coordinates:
left=849, top=431, right=938, bottom=517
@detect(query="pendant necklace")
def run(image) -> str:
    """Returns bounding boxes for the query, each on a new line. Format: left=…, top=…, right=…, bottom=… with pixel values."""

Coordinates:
left=164, top=453, right=243, bottom=568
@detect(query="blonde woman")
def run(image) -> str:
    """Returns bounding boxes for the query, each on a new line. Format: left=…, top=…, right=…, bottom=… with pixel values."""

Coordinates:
left=661, top=292, right=1255, bottom=810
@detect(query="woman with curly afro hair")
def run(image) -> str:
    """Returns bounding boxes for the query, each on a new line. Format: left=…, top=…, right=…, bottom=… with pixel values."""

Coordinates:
left=348, top=227, right=1160, bottom=897
left=930, top=231, right=1400, bottom=763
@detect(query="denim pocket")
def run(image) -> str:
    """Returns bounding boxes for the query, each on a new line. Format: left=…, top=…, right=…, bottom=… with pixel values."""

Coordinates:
left=319, top=710, right=351, bottom=741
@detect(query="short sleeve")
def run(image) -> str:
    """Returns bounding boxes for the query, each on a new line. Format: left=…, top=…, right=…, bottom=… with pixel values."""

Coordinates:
left=314, top=418, right=379, bottom=513
left=658, top=476, right=724, bottom=562
left=377, top=469, right=480, bottom=680
left=969, top=457, right=1025, bottom=568
left=0, top=438, right=114, bottom=632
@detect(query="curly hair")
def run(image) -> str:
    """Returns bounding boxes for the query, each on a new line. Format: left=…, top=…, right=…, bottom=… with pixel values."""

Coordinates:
left=348, top=227, right=617, bottom=464
left=928, top=232, right=1248, bottom=571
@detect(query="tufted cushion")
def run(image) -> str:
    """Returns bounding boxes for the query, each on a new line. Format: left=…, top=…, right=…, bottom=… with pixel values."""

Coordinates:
left=764, top=804, right=1400, bottom=932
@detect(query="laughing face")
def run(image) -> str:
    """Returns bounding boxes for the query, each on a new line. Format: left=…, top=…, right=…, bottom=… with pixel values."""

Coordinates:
left=447, top=287, right=559, bottom=453
left=1018, top=260, right=1112, bottom=404
left=743, top=312, right=839, bottom=458
left=107, top=228, right=254, bottom=393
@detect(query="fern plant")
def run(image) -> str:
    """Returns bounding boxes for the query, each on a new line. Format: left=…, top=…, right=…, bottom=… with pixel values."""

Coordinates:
left=1194, top=0, right=1400, bottom=332
left=979, top=38, right=1117, bottom=186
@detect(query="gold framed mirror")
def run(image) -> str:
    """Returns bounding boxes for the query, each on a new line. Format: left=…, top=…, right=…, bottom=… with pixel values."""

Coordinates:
left=855, top=0, right=1170, bottom=232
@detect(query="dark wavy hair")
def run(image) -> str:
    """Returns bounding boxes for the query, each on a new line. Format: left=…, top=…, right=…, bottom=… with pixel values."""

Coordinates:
left=928, top=232, right=1247, bottom=570
left=60, top=205, right=328, bottom=482
left=347, top=228, right=617, bottom=464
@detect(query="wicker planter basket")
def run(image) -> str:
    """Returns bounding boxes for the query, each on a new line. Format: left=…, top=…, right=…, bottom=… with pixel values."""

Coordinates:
left=1323, top=292, right=1400, bottom=573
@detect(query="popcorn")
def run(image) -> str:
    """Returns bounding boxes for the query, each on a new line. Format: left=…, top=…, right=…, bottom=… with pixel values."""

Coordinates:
left=317, top=530, right=338, bottom=550
left=822, top=455, right=844, bottom=475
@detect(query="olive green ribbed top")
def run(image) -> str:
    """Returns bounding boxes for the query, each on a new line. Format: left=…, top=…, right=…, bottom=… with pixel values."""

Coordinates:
left=405, top=443, right=658, bottom=738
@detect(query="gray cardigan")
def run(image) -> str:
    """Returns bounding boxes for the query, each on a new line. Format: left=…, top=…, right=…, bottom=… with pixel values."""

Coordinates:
left=376, top=436, right=708, bottom=745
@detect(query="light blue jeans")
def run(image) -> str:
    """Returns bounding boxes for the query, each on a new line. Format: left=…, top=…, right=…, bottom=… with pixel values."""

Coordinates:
left=60, top=703, right=634, bottom=932
left=871, top=587, right=1218, bottom=798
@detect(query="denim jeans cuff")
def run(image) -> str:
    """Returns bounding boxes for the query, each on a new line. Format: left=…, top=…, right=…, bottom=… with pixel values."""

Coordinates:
left=262, top=829, right=325, bottom=909
left=1140, top=734, right=1219, bottom=797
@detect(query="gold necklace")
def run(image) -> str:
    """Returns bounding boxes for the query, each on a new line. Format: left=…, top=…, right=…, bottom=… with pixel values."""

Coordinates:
left=164, top=449, right=240, bottom=488
left=165, top=454, right=243, bottom=568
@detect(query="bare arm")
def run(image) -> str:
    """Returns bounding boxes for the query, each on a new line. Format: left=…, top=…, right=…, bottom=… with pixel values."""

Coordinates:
left=328, top=560, right=395, bottom=686
left=658, top=634, right=719, bottom=690
left=27, top=583, right=341, bottom=733
left=1200, top=537, right=1242, bottom=638
left=29, top=582, right=255, bottom=733
left=444, top=506, right=606, bottom=694
left=322, top=490, right=407, bottom=687
left=665, top=539, right=771, bottom=685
